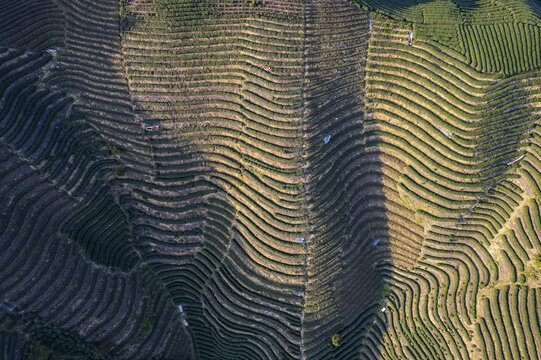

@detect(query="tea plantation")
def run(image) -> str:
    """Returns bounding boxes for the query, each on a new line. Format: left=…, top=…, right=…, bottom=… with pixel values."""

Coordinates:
left=0, top=0, right=539, bottom=359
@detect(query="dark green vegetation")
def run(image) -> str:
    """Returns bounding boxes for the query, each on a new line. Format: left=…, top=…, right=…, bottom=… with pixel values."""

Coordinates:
left=0, top=0, right=540, bottom=359
left=357, top=0, right=541, bottom=74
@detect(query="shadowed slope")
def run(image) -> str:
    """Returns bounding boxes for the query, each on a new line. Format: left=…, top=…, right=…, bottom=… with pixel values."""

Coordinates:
left=47, top=0, right=152, bottom=176
left=300, top=1, right=394, bottom=358
left=0, top=0, right=65, bottom=52
left=0, top=46, right=194, bottom=360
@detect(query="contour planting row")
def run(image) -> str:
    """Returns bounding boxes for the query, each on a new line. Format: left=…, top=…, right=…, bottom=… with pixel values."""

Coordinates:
left=121, top=0, right=308, bottom=263
left=366, top=22, right=539, bottom=228
left=0, top=147, right=192, bottom=360
left=2, top=43, right=175, bottom=353
left=360, top=18, right=541, bottom=359
left=458, top=23, right=541, bottom=75
left=0, top=332, right=26, bottom=360
left=358, top=0, right=541, bottom=25
left=359, top=264, right=469, bottom=360
left=0, top=48, right=141, bottom=270
left=0, top=49, right=101, bottom=198
left=0, top=0, right=65, bottom=52
left=475, top=286, right=540, bottom=360
left=161, top=197, right=304, bottom=360
left=121, top=1, right=310, bottom=358
left=418, top=76, right=541, bottom=359
left=299, top=1, right=381, bottom=358
left=125, top=9, right=306, bottom=251
left=46, top=0, right=151, bottom=175
left=366, top=55, right=535, bottom=167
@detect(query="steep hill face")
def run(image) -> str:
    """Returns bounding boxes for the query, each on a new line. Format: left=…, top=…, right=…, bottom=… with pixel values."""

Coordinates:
left=361, top=17, right=541, bottom=359
left=0, top=1, right=540, bottom=360
left=118, top=0, right=392, bottom=358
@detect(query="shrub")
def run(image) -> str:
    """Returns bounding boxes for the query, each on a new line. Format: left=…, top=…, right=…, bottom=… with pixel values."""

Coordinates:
left=331, top=333, right=340, bottom=347
left=137, top=317, right=153, bottom=340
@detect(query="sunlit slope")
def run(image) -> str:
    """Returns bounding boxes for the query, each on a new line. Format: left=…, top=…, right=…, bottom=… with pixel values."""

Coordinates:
left=121, top=0, right=310, bottom=358
left=355, top=0, right=541, bottom=24
left=355, top=0, right=541, bottom=75
left=118, top=0, right=404, bottom=358
left=358, top=18, right=541, bottom=360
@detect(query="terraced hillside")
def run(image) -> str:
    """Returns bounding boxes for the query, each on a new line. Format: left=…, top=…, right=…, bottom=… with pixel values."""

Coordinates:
left=1, top=0, right=540, bottom=359
left=0, top=45, right=193, bottom=359
left=358, top=17, right=541, bottom=359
